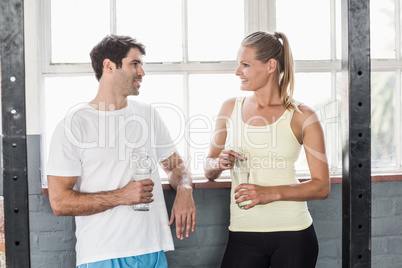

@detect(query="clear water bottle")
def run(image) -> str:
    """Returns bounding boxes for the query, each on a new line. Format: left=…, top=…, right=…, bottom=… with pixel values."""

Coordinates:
left=133, top=148, right=152, bottom=211
left=232, top=148, right=251, bottom=209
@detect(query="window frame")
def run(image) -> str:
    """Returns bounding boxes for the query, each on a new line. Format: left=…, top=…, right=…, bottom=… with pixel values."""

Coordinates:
left=37, top=0, right=402, bottom=183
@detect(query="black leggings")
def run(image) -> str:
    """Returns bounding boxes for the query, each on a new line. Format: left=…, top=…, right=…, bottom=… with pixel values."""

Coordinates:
left=221, top=224, right=318, bottom=268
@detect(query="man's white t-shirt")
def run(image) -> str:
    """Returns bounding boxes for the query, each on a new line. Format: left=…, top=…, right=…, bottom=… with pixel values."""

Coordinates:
left=46, top=99, right=176, bottom=266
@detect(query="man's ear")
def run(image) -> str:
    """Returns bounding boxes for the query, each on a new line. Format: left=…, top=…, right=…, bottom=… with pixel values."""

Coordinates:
left=103, top=59, right=115, bottom=74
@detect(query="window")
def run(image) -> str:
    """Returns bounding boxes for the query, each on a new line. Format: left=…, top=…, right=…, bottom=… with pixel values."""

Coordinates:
left=41, top=0, right=245, bottom=186
left=369, top=0, right=402, bottom=172
left=39, top=0, right=402, bottom=187
left=276, top=0, right=332, bottom=60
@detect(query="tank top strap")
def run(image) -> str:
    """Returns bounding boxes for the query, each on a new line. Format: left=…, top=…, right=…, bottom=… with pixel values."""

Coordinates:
left=235, top=96, right=245, bottom=121
left=289, top=100, right=303, bottom=122
left=292, top=100, right=303, bottom=107
left=232, top=96, right=245, bottom=148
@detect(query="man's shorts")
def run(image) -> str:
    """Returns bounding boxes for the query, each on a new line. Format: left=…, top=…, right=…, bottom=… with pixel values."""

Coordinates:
left=76, top=251, right=168, bottom=268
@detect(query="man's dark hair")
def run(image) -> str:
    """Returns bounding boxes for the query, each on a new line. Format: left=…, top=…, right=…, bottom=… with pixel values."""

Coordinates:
left=90, top=34, right=146, bottom=81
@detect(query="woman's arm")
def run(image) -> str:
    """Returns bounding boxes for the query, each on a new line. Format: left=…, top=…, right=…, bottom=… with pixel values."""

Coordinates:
left=204, top=98, right=241, bottom=180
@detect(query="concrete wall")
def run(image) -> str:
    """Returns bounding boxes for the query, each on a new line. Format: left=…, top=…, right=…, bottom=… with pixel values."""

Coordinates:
left=22, top=135, right=402, bottom=268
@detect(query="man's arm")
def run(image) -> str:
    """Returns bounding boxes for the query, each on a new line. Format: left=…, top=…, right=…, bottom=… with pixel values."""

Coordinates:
left=160, top=152, right=196, bottom=240
left=48, top=175, right=154, bottom=216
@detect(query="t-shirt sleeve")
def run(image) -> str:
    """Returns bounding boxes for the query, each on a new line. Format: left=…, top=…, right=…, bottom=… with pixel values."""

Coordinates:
left=46, top=120, right=82, bottom=176
left=151, top=108, right=178, bottom=162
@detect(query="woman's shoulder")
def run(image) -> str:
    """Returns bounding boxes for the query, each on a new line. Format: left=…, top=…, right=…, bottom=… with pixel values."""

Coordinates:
left=295, top=102, right=315, bottom=115
left=292, top=102, right=322, bottom=135
left=219, top=97, right=240, bottom=117
left=292, top=100, right=319, bottom=123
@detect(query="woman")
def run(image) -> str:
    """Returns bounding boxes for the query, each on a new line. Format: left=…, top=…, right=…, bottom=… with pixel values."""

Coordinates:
left=204, top=31, right=330, bottom=268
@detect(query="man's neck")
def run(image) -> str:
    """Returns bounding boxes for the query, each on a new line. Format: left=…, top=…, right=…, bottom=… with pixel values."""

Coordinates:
left=90, top=84, right=129, bottom=111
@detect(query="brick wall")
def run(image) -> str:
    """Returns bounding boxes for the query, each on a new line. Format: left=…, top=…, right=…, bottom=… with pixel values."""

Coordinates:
left=164, top=188, right=231, bottom=268
left=371, top=182, right=402, bottom=267
left=27, top=136, right=76, bottom=268
left=0, top=198, right=5, bottom=267
left=23, top=182, right=402, bottom=268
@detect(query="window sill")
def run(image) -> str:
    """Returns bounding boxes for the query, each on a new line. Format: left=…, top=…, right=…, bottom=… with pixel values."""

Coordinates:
left=161, top=173, right=402, bottom=190
left=41, top=173, right=402, bottom=194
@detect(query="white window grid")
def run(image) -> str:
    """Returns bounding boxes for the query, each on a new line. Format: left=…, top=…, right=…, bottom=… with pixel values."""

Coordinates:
left=37, top=0, right=402, bottom=179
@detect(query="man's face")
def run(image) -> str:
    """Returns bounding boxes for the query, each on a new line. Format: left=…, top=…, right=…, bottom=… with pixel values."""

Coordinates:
left=114, top=47, right=145, bottom=96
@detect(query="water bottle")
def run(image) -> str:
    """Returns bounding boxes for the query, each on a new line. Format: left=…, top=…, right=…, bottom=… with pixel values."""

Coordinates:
left=232, top=148, right=251, bottom=209
left=133, top=148, right=152, bottom=211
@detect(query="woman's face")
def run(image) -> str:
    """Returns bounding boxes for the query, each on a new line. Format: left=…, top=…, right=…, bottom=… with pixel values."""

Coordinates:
left=235, top=46, right=270, bottom=92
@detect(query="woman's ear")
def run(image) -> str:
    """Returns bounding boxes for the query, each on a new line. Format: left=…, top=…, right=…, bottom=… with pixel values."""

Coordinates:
left=267, top=59, right=277, bottom=73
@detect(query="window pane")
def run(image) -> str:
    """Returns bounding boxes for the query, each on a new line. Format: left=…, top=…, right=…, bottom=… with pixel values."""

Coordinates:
left=132, top=74, right=184, bottom=178
left=117, top=0, right=182, bottom=62
left=336, top=72, right=343, bottom=171
left=371, top=72, right=396, bottom=168
left=323, top=99, right=341, bottom=174
left=188, top=73, right=251, bottom=175
left=133, top=74, right=185, bottom=155
left=276, top=0, right=330, bottom=60
left=293, top=73, right=332, bottom=110
left=293, top=73, right=332, bottom=172
left=44, top=76, right=99, bottom=186
left=45, top=76, right=98, bottom=148
left=336, top=0, right=342, bottom=60
left=187, top=0, right=244, bottom=62
left=370, top=0, right=395, bottom=59
left=51, top=0, right=110, bottom=63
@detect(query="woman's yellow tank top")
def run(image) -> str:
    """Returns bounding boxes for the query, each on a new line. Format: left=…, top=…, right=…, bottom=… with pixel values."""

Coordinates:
left=226, top=96, right=313, bottom=232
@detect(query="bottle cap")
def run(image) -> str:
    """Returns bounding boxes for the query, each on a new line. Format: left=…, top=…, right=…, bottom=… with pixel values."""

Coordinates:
left=136, top=167, right=151, bottom=173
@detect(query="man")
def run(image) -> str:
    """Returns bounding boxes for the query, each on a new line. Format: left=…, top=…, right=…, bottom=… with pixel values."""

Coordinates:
left=47, top=34, right=196, bottom=268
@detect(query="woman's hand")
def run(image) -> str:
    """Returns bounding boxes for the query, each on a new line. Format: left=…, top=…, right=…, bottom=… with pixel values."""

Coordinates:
left=234, top=184, right=280, bottom=210
left=217, top=149, right=245, bottom=170
left=204, top=149, right=246, bottom=180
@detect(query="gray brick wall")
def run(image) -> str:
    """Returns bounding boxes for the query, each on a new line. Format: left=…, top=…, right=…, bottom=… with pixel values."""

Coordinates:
left=164, top=188, right=230, bottom=268
left=24, top=135, right=402, bottom=268
left=372, top=182, right=402, bottom=268
left=27, top=135, right=76, bottom=268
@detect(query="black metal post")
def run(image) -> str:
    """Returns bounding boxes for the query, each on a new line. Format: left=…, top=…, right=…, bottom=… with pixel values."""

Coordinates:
left=341, top=0, right=371, bottom=267
left=0, top=0, right=31, bottom=267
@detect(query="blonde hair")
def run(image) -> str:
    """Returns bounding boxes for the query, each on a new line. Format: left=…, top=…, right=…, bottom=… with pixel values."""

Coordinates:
left=241, top=31, right=295, bottom=110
